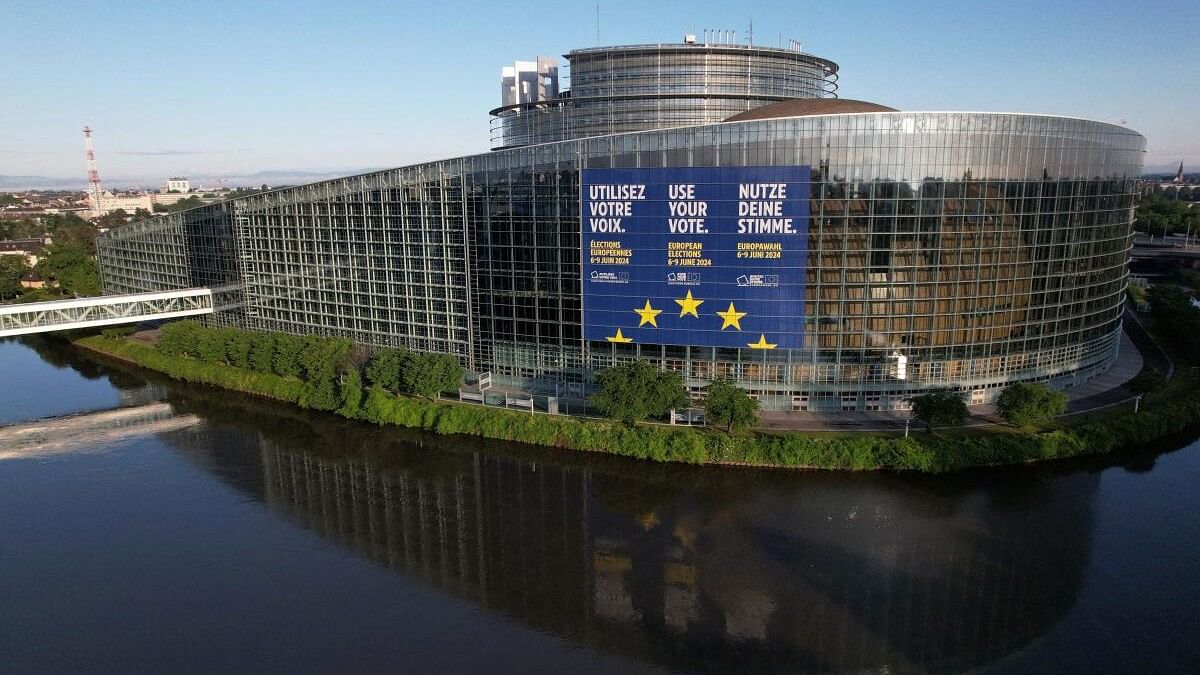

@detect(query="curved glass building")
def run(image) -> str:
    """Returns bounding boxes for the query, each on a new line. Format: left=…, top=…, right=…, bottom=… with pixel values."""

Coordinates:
left=98, top=36, right=1145, bottom=413
left=491, top=42, right=839, bottom=149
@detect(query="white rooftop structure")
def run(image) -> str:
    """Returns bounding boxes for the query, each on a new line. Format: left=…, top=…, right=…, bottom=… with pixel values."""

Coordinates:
left=500, top=56, right=558, bottom=107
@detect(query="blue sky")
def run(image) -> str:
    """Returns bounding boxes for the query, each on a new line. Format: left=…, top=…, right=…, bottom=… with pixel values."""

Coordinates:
left=2, top=0, right=1197, bottom=184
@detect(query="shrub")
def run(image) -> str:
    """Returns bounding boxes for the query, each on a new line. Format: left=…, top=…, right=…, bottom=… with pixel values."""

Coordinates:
left=248, top=332, right=275, bottom=373
left=272, top=333, right=305, bottom=378
left=365, top=347, right=408, bottom=392
left=909, top=390, right=969, bottom=432
left=400, top=352, right=464, bottom=399
left=996, top=382, right=1068, bottom=428
left=101, top=325, right=137, bottom=339
left=338, top=368, right=364, bottom=418
left=225, top=331, right=253, bottom=369
left=299, top=377, right=340, bottom=411
left=195, top=326, right=230, bottom=364
left=157, top=320, right=202, bottom=357
left=299, top=335, right=353, bottom=382
left=1126, top=369, right=1167, bottom=396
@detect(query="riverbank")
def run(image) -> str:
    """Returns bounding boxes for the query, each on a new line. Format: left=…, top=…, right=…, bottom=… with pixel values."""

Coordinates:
left=73, top=333, right=1200, bottom=473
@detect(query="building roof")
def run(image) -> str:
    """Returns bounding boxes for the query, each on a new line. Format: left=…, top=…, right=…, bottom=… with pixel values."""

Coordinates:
left=723, top=98, right=897, bottom=122
left=0, top=238, right=46, bottom=252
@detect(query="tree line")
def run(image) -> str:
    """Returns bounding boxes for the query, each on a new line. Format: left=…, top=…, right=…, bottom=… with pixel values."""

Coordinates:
left=1, top=213, right=101, bottom=301
left=156, top=320, right=463, bottom=416
left=1136, top=191, right=1199, bottom=237
left=587, top=357, right=1084, bottom=432
left=146, top=318, right=1121, bottom=436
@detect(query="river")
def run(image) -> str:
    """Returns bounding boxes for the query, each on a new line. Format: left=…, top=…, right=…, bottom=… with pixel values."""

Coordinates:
left=0, top=337, right=1197, bottom=674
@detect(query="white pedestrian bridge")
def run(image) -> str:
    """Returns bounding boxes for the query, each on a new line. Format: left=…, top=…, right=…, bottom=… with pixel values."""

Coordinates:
left=0, top=288, right=213, bottom=337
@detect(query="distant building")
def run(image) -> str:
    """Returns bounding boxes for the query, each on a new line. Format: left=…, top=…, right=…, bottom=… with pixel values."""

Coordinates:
left=0, top=236, right=50, bottom=268
left=152, top=192, right=205, bottom=207
left=163, top=177, right=191, bottom=193
left=93, top=191, right=154, bottom=217
left=20, top=270, right=45, bottom=289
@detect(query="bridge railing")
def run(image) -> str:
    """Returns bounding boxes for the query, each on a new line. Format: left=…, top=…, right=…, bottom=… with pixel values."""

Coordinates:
left=0, top=288, right=214, bottom=337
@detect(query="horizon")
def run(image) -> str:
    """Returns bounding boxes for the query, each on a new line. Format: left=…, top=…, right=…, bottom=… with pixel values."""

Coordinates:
left=2, top=0, right=1198, bottom=185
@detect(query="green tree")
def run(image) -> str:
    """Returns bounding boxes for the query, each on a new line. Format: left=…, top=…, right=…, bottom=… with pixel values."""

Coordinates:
left=225, top=331, right=253, bottom=369
left=908, top=390, right=969, bottom=432
left=37, top=242, right=100, bottom=297
left=299, top=377, right=340, bottom=411
left=996, top=382, right=1068, bottom=428
left=365, top=347, right=408, bottom=392
left=703, top=379, right=759, bottom=432
left=272, top=333, right=306, bottom=377
left=399, top=352, right=463, bottom=399
left=45, top=214, right=98, bottom=252
left=1126, top=369, right=1167, bottom=396
left=165, top=196, right=204, bottom=213
left=589, top=360, right=689, bottom=424
left=248, top=332, right=276, bottom=373
left=299, top=335, right=352, bottom=382
left=1168, top=268, right=1200, bottom=295
left=195, top=327, right=229, bottom=363
left=296, top=335, right=353, bottom=411
left=96, top=209, right=130, bottom=230
left=0, top=255, right=30, bottom=299
left=1136, top=192, right=1198, bottom=236
left=337, top=368, right=364, bottom=418
left=1148, top=285, right=1200, bottom=353
left=156, top=320, right=202, bottom=357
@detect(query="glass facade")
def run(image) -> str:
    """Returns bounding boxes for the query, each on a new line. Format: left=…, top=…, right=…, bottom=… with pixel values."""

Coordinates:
left=98, top=111, right=1144, bottom=411
left=491, top=44, right=838, bottom=149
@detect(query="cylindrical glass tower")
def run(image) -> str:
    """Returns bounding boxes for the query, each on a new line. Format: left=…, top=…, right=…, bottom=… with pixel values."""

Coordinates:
left=490, top=42, right=839, bottom=150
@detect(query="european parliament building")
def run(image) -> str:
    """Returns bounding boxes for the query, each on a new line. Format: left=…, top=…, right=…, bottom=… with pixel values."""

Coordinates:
left=97, top=37, right=1145, bottom=412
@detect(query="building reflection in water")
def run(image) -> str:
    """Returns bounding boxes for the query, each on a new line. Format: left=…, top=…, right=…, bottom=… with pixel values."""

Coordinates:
left=161, top=391, right=1098, bottom=674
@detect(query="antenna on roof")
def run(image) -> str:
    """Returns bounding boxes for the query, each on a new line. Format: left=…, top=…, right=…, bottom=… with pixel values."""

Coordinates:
left=747, top=19, right=753, bottom=46
left=595, top=4, right=599, bottom=46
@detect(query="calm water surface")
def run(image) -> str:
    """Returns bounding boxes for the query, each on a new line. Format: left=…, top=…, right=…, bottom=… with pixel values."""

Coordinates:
left=0, top=337, right=1198, bottom=674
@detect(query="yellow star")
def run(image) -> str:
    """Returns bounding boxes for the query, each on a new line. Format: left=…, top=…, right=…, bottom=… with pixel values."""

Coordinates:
left=747, top=334, right=777, bottom=350
left=605, top=328, right=633, bottom=343
left=715, top=302, right=747, bottom=330
left=633, top=299, right=662, bottom=327
left=674, top=290, right=704, bottom=318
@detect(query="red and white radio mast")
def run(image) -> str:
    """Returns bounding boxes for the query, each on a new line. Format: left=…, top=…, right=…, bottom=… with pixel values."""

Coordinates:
left=83, top=125, right=103, bottom=214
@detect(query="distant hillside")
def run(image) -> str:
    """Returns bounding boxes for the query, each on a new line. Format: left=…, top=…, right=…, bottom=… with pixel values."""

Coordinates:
left=0, top=175, right=85, bottom=191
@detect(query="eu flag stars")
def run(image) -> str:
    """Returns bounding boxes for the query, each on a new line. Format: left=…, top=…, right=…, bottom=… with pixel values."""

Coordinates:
left=715, top=302, right=746, bottom=330
left=675, top=290, right=703, bottom=318
left=606, top=328, right=633, bottom=343
left=633, top=300, right=662, bottom=327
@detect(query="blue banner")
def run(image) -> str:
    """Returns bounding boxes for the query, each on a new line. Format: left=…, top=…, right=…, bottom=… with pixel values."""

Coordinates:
left=582, top=166, right=810, bottom=350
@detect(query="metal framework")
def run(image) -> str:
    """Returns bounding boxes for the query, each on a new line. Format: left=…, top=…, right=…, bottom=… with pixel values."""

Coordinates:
left=0, top=288, right=213, bottom=337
